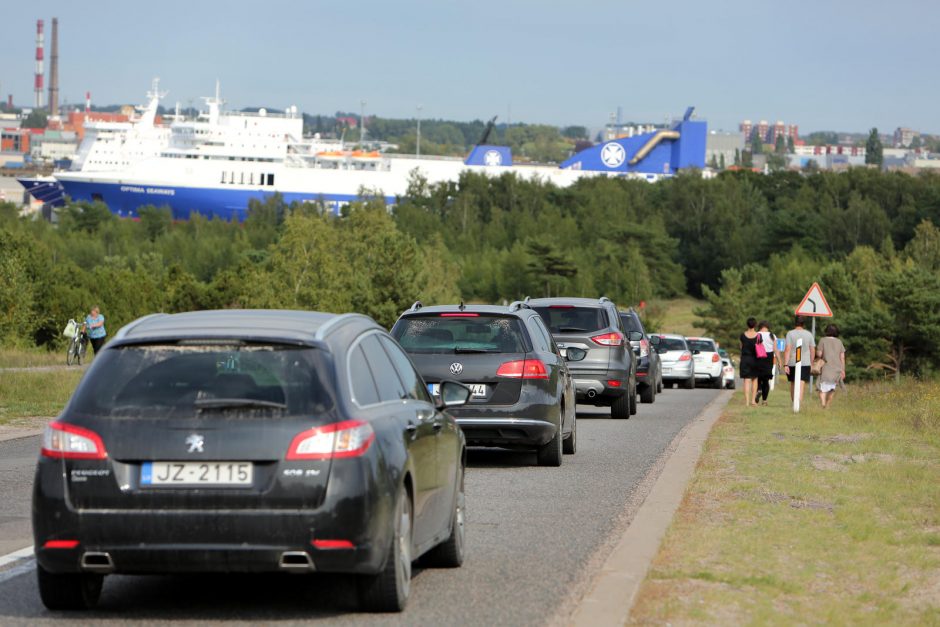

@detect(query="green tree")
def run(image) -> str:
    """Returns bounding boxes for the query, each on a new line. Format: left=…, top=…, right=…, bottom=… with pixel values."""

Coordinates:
left=787, top=135, right=795, bottom=153
left=22, top=109, right=47, bottom=129
left=719, top=153, right=726, bottom=170
left=775, top=135, right=786, bottom=154
left=525, top=239, right=577, bottom=297
left=750, top=131, right=764, bottom=155
left=865, top=128, right=884, bottom=166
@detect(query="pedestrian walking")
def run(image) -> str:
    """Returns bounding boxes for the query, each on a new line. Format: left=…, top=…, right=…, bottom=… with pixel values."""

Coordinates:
left=753, top=320, right=779, bottom=406
left=84, top=305, right=107, bottom=355
left=739, top=317, right=760, bottom=407
left=816, top=323, right=846, bottom=409
left=783, top=315, right=815, bottom=409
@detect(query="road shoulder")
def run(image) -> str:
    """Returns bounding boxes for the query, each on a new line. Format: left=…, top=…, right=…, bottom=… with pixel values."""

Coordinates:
left=570, top=390, right=731, bottom=625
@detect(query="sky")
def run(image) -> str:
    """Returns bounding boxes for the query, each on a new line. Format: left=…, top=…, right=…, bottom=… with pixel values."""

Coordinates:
left=2, top=0, right=937, bottom=134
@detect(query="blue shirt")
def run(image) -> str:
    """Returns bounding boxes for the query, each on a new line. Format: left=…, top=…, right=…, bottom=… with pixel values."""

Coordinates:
left=85, top=314, right=106, bottom=339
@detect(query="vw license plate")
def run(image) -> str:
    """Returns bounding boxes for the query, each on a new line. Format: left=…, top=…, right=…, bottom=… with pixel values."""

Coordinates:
left=428, top=383, right=488, bottom=398
left=141, top=462, right=252, bottom=486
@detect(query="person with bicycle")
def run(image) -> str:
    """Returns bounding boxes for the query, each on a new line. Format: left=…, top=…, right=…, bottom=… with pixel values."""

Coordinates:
left=84, top=306, right=107, bottom=355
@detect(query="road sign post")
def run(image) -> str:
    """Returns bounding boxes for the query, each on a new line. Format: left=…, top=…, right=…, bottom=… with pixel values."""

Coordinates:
left=793, top=339, right=802, bottom=412
left=794, top=282, right=833, bottom=404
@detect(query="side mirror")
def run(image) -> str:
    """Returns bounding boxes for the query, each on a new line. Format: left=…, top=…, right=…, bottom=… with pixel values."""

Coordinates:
left=649, top=335, right=661, bottom=346
left=436, top=380, right=471, bottom=409
left=565, top=347, right=587, bottom=362
left=628, top=330, right=643, bottom=342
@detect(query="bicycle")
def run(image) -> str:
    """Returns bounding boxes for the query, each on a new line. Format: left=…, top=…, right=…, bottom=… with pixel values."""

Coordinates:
left=64, top=319, right=88, bottom=366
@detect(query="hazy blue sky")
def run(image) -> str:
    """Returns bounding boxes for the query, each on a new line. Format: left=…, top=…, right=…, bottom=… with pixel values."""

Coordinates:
left=3, top=1, right=936, bottom=134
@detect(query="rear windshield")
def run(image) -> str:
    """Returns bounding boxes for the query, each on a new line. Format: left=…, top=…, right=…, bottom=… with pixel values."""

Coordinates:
left=619, top=313, right=642, bottom=333
left=659, top=337, right=688, bottom=351
left=533, top=306, right=607, bottom=334
left=393, top=315, right=527, bottom=354
left=687, top=339, right=717, bottom=353
left=67, top=343, right=333, bottom=418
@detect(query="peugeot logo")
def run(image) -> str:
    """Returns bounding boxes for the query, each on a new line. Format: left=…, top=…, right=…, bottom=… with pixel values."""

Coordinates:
left=600, top=142, right=626, bottom=168
left=185, top=434, right=205, bottom=453
left=449, top=362, right=464, bottom=375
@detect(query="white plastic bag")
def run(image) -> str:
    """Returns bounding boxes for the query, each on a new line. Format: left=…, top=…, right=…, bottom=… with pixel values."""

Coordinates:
left=63, top=319, right=78, bottom=338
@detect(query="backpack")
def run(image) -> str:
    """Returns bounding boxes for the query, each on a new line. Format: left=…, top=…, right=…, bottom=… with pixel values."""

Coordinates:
left=755, top=333, right=768, bottom=358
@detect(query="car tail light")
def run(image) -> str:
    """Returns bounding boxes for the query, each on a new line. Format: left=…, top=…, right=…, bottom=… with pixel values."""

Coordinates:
left=637, top=372, right=647, bottom=377
left=312, top=539, right=355, bottom=550
left=496, top=359, right=549, bottom=379
left=286, top=420, right=375, bottom=460
left=678, top=352, right=692, bottom=361
left=712, top=353, right=720, bottom=363
left=606, top=379, right=622, bottom=388
left=591, top=332, right=624, bottom=346
left=43, top=539, right=80, bottom=549
left=639, top=339, right=650, bottom=357
left=41, top=422, right=107, bottom=460
left=440, top=313, right=479, bottom=317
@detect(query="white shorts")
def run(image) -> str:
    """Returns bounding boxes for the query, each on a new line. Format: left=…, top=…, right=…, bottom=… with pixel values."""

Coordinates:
left=819, top=381, right=837, bottom=393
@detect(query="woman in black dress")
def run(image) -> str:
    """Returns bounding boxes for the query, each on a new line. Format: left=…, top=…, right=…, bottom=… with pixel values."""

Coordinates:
left=753, top=320, right=778, bottom=406
left=739, top=317, right=760, bottom=407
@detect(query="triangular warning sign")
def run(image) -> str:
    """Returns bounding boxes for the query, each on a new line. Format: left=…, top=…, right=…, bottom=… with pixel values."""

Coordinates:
left=795, top=282, right=833, bottom=317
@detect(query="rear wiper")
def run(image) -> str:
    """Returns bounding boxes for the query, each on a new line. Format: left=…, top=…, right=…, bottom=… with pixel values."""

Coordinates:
left=557, top=327, right=588, bottom=333
left=454, top=347, right=499, bottom=353
left=194, top=398, right=287, bottom=410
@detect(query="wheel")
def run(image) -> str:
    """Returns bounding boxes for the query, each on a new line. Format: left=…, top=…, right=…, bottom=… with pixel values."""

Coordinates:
left=37, top=564, right=102, bottom=610
left=66, top=342, right=76, bottom=366
left=359, top=487, right=413, bottom=612
left=640, top=382, right=655, bottom=404
left=563, top=412, right=577, bottom=455
left=713, top=376, right=723, bottom=389
left=611, top=393, right=631, bottom=419
left=683, top=375, right=696, bottom=390
left=629, top=385, right=638, bottom=415
left=657, top=374, right=663, bottom=394
left=77, top=341, right=85, bottom=366
left=423, top=466, right=465, bottom=568
left=536, top=425, right=563, bottom=466
left=728, top=379, right=736, bottom=390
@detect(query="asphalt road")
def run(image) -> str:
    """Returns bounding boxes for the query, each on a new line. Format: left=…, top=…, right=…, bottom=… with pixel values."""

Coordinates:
left=0, top=387, right=723, bottom=625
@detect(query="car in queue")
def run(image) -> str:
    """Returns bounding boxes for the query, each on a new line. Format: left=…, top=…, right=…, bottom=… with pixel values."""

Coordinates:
left=33, top=309, right=469, bottom=613
left=390, top=302, right=577, bottom=467
left=721, top=356, right=736, bottom=389
left=686, top=336, right=723, bottom=389
left=619, top=309, right=662, bottom=404
left=529, top=297, right=637, bottom=419
left=653, top=333, right=696, bottom=389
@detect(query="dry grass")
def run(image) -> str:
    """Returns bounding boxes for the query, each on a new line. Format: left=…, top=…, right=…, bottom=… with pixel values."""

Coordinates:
left=629, top=379, right=940, bottom=626
left=648, top=297, right=706, bottom=336
left=0, top=346, right=66, bottom=368
left=0, top=368, right=85, bottom=425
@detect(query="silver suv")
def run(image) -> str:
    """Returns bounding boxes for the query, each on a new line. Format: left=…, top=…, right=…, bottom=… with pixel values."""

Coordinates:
left=530, top=297, right=637, bottom=419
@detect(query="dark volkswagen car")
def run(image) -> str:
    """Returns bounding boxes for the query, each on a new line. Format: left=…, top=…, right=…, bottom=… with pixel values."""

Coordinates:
left=529, top=297, right=637, bottom=419
left=619, top=309, right=662, bottom=404
left=390, top=302, right=577, bottom=467
left=33, top=310, right=469, bottom=612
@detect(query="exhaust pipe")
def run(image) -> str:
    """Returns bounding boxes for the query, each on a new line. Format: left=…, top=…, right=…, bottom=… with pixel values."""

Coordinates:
left=279, top=551, right=314, bottom=572
left=586, top=389, right=597, bottom=399
left=80, top=552, right=114, bottom=574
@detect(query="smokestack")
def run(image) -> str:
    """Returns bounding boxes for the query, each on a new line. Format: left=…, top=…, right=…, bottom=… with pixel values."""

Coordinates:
left=49, top=17, right=59, bottom=117
left=7, top=95, right=12, bottom=111
left=35, top=19, right=45, bottom=109
left=85, top=91, right=91, bottom=113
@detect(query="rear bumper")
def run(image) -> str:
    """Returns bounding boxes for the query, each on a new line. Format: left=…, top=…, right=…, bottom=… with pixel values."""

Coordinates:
left=451, top=401, right=558, bottom=447
left=661, top=362, right=694, bottom=380
left=571, top=367, right=630, bottom=403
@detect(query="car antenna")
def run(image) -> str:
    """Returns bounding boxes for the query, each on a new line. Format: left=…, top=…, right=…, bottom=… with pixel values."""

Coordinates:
left=410, top=300, right=423, bottom=312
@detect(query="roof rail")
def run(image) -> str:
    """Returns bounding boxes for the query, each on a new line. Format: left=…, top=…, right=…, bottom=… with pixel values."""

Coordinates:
left=599, top=296, right=612, bottom=304
left=458, top=301, right=466, bottom=312
left=410, top=300, right=423, bottom=312
left=508, top=301, right=531, bottom=312
left=314, top=313, right=376, bottom=341
left=111, top=313, right=167, bottom=341
left=523, top=296, right=531, bottom=304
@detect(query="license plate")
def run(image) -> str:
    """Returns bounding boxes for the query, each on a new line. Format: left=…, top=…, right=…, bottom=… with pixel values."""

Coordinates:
left=663, top=367, right=672, bottom=373
left=428, top=383, right=488, bottom=398
left=141, top=461, right=253, bottom=486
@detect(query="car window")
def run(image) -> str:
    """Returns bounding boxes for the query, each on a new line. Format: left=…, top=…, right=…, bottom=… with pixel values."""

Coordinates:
left=378, top=336, right=432, bottom=403
left=660, top=338, right=688, bottom=351
left=393, top=315, right=527, bottom=354
left=532, top=306, right=607, bottom=333
left=360, top=335, right=406, bottom=402
left=620, top=313, right=643, bottom=333
left=530, top=315, right=558, bottom=353
left=525, top=317, right=549, bottom=352
left=68, top=343, right=333, bottom=418
left=687, top=339, right=717, bottom=352
left=348, top=345, right=380, bottom=406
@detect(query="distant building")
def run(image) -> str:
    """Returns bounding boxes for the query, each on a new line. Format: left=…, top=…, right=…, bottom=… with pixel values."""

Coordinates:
left=603, top=123, right=659, bottom=142
left=794, top=144, right=866, bottom=157
left=740, top=118, right=799, bottom=147
left=31, top=129, right=78, bottom=162
left=893, top=127, right=919, bottom=148
left=705, top=131, right=743, bottom=168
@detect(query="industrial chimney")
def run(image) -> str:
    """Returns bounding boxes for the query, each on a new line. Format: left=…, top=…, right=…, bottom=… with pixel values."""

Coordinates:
left=35, top=19, right=45, bottom=109
left=49, top=17, right=59, bottom=117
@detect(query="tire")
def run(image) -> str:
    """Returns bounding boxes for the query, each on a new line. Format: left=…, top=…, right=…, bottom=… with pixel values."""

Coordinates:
left=611, top=393, right=631, bottom=420
left=728, top=379, right=736, bottom=390
left=563, top=412, right=577, bottom=455
left=657, top=375, right=663, bottom=394
left=640, top=382, right=655, bottom=404
left=423, top=466, right=466, bottom=568
left=629, top=385, right=638, bottom=415
left=536, top=426, right=563, bottom=466
left=66, top=342, right=76, bottom=366
left=683, top=375, right=696, bottom=390
left=359, top=487, right=413, bottom=612
left=713, top=376, right=723, bottom=389
left=37, top=564, right=102, bottom=610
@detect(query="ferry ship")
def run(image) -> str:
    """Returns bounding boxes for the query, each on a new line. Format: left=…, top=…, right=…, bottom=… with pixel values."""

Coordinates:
left=21, top=83, right=707, bottom=221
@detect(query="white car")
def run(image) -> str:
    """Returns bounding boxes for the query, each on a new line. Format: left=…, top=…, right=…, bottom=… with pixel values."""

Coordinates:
left=686, top=336, right=723, bottom=389
left=721, top=357, right=736, bottom=389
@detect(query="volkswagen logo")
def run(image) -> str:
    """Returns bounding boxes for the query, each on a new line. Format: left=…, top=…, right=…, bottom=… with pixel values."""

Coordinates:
left=600, top=142, right=626, bottom=168
left=185, top=434, right=205, bottom=453
left=449, top=362, right=464, bottom=376
left=483, top=150, right=503, bottom=166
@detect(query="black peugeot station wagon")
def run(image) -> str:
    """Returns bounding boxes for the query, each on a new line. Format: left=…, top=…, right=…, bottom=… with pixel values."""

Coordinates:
left=390, top=302, right=578, bottom=466
left=32, top=310, right=469, bottom=612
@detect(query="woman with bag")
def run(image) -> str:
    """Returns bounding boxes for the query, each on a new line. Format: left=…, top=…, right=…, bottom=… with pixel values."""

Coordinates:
left=753, top=321, right=778, bottom=406
left=739, top=317, right=760, bottom=407
left=816, top=324, right=845, bottom=408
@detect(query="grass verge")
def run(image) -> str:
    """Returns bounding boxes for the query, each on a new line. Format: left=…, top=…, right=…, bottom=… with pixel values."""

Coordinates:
left=630, top=379, right=940, bottom=625
left=0, top=369, right=85, bottom=426
left=0, top=347, right=66, bottom=368
left=649, top=297, right=706, bottom=337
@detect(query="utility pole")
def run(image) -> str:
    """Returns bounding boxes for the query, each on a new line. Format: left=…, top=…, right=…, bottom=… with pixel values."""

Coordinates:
left=416, top=104, right=423, bottom=157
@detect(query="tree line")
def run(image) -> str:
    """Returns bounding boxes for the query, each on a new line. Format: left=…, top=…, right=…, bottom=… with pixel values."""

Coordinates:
left=2, top=167, right=940, bottom=379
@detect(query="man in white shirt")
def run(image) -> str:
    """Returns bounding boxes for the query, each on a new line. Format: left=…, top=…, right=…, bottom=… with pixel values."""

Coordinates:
left=783, top=315, right=816, bottom=409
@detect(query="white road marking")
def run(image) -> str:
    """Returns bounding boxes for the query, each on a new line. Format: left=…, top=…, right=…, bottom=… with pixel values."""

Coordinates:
left=0, top=558, right=34, bottom=584
left=0, top=546, right=33, bottom=568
